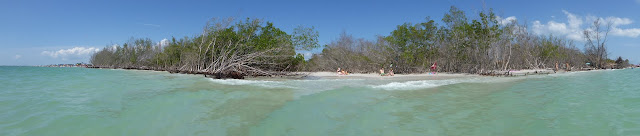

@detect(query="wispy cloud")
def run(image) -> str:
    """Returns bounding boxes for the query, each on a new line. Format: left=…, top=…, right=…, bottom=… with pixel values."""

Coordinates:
left=605, top=17, right=640, bottom=37
left=42, top=47, right=100, bottom=61
left=531, top=10, right=640, bottom=41
left=143, top=23, right=161, bottom=27
left=14, top=55, right=21, bottom=59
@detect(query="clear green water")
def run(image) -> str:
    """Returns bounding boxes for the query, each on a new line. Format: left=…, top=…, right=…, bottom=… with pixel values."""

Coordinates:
left=1, top=66, right=639, bottom=136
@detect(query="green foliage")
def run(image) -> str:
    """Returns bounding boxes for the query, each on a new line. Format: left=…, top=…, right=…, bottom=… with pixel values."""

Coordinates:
left=539, top=36, right=560, bottom=59
left=252, top=22, right=292, bottom=51
left=307, top=5, right=598, bottom=74
left=92, top=6, right=625, bottom=75
left=615, top=56, right=631, bottom=68
left=293, top=26, right=320, bottom=51
left=91, top=18, right=311, bottom=73
left=292, top=53, right=306, bottom=67
left=384, top=18, right=439, bottom=67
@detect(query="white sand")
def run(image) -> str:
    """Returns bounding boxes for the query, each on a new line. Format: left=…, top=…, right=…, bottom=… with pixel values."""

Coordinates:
left=504, top=69, right=557, bottom=76
left=299, top=68, right=576, bottom=80
left=255, top=68, right=592, bottom=81
left=301, top=72, right=476, bottom=80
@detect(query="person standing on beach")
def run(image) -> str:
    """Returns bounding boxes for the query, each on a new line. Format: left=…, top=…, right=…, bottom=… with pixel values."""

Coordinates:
left=430, top=62, right=437, bottom=74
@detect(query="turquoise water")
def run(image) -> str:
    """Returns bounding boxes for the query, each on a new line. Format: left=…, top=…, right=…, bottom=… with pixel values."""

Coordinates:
left=1, top=66, right=639, bottom=135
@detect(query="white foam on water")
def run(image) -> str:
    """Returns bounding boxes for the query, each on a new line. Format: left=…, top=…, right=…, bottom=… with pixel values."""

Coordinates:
left=208, top=77, right=520, bottom=98
left=208, top=78, right=371, bottom=99
left=370, top=77, right=507, bottom=91
left=207, top=78, right=369, bottom=100
left=371, top=79, right=462, bottom=90
left=208, top=79, right=290, bottom=88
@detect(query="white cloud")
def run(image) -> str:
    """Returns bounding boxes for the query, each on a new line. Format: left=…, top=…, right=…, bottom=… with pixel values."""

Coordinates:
left=304, top=52, right=313, bottom=59
left=547, top=21, right=568, bottom=32
left=497, top=16, right=517, bottom=26
left=532, top=20, right=583, bottom=41
left=611, top=28, right=640, bottom=37
left=14, top=55, right=21, bottom=59
left=110, top=44, right=119, bottom=52
left=158, top=38, right=170, bottom=47
left=42, top=47, right=101, bottom=61
left=605, top=17, right=640, bottom=37
left=606, top=17, right=632, bottom=26
left=531, top=11, right=585, bottom=41
left=585, top=15, right=598, bottom=23
left=562, top=10, right=582, bottom=29
left=531, top=10, right=640, bottom=41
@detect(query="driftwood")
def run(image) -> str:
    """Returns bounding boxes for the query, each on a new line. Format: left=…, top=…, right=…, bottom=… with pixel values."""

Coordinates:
left=89, top=45, right=294, bottom=79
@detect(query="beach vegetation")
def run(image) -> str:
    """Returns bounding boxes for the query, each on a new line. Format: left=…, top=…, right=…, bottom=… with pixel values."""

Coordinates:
left=306, top=6, right=595, bottom=74
left=91, top=6, right=623, bottom=78
left=92, top=18, right=318, bottom=78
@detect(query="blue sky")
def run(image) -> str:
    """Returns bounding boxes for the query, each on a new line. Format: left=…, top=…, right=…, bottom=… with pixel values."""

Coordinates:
left=1, top=0, right=639, bottom=65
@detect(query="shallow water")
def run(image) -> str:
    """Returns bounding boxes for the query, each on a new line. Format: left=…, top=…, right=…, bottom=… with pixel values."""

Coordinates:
left=1, top=66, right=639, bottom=135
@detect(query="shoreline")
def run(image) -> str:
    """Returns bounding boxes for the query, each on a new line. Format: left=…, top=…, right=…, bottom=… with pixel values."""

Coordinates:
left=299, top=72, right=476, bottom=80
left=82, top=66, right=603, bottom=81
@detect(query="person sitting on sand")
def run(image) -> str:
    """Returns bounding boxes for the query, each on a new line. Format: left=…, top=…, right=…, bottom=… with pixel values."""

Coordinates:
left=337, top=68, right=349, bottom=75
left=388, top=68, right=395, bottom=76
left=380, top=68, right=388, bottom=76
left=337, top=68, right=345, bottom=75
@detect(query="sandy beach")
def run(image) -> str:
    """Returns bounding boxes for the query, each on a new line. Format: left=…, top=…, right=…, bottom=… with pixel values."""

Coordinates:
left=301, top=71, right=476, bottom=80
left=289, top=68, right=567, bottom=81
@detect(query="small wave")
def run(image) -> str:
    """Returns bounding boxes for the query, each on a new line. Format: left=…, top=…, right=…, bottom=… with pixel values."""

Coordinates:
left=370, top=78, right=504, bottom=91
left=208, top=79, right=290, bottom=88
left=371, top=79, right=459, bottom=90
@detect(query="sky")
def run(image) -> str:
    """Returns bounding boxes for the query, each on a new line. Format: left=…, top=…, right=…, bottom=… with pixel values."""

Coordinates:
left=1, top=0, right=639, bottom=65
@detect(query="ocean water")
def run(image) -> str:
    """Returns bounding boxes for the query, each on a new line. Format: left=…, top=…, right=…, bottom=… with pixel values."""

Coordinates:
left=1, top=66, right=639, bottom=135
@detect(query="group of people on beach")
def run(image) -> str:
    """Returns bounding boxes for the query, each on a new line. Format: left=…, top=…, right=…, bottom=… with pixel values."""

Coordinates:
left=379, top=67, right=394, bottom=76
left=336, top=68, right=349, bottom=75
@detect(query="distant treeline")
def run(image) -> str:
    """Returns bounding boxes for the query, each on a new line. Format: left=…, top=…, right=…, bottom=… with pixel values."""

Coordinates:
left=91, top=6, right=632, bottom=78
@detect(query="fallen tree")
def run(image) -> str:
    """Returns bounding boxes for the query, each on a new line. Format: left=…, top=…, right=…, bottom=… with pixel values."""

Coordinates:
left=90, top=18, right=318, bottom=79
